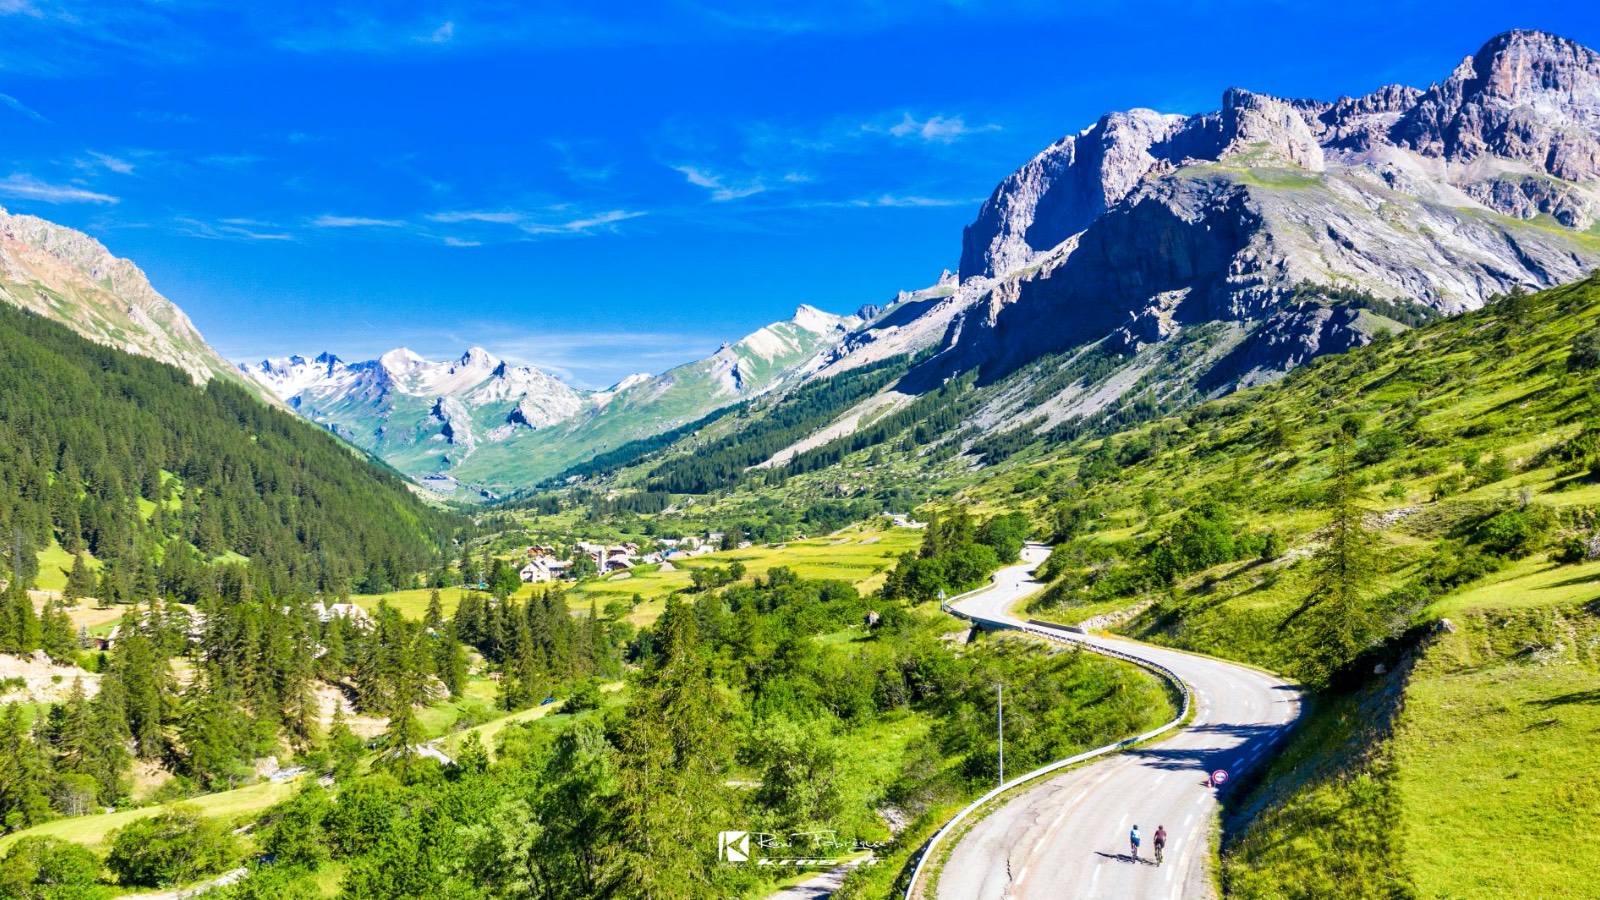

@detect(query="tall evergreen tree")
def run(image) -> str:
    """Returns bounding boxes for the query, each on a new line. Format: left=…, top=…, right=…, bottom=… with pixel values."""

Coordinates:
left=605, top=598, right=731, bottom=899
left=0, top=704, right=55, bottom=831
left=62, top=552, right=94, bottom=604
left=1299, top=436, right=1380, bottom=686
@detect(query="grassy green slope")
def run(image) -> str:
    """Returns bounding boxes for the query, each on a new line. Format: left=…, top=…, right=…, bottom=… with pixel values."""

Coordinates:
left=1396, top=604, right=1600, bottom=898
left=948, top=275, right=1600, bottom=897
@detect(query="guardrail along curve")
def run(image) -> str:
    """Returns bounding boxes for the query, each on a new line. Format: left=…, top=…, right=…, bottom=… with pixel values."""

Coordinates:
left=902, top=582, right=1191, bottom=900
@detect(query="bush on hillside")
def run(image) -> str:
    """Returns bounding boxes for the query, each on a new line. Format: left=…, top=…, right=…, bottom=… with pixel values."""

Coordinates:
left=1554, top=537, right=1590, bottom=565
left=1353, top=429, right=1405, bottom=466
left=105, top=806, right=238, bottom=888
left=1146, top=499, right=1239, bottom=583
left=257, top=784, right=333, bottom=869
left=1471, top=506, right=1553, bottom=558
left=0, top=836, right=107, bottom=900
left=1567, top=327, right=1600, bottom=372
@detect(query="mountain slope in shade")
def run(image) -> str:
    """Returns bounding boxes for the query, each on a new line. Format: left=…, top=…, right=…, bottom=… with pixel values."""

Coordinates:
left=244, top=305, right=860, bottom=495
left=0, top=204, right=264, bottom=396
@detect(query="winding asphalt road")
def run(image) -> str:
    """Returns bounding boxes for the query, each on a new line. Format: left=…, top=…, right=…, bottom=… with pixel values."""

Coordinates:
left=930, top=546, right=1301, bottom=900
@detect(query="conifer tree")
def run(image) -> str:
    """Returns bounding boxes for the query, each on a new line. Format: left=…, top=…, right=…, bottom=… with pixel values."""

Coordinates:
left=38, top=601, right=76, bottom=660
left=108, top=629, right=172, bottom=759
left=423, top=589, right=444, bottom=633
left=434, top=630, right=468, bottom=699
left=0, top=704, right=55, bottom=830
left=326, top=705, right=363, bottom=782
left=1300, top=436, right=1380, bottom=686
left=606, top=598, right=731, bottom=899
left=63, top=552, right=94, bottom=604
left=179, top=664, right=252, bottom=790
left=0, top=577, right=40, bottom=653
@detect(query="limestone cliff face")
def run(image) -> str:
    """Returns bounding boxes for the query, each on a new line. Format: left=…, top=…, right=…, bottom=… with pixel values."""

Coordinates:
left=1391, top=30, right=1600, bottom=180
left=941, top=30, right=1600, bottom=391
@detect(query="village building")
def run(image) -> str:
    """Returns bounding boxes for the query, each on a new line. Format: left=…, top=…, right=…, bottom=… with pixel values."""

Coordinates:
left=310, top=600, right=375, bottom=630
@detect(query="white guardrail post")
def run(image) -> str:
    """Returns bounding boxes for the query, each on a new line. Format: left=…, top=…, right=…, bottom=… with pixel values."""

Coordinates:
left=904, top=572, right=1191, bottom=900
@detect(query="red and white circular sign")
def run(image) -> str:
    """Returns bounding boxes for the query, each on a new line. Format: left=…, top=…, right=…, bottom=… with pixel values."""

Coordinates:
left=1211, top=769, right=1229, bottom=785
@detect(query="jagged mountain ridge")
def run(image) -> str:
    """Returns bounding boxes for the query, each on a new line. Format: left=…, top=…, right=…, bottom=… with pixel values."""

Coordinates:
left=0, top=204, right=266, bottom=396
left=796, top=33, right=1600, bottom=408
left=585, top=30, right=1600, bottom=486
left=243, top=304, right=862, bottom=494
left=939, top=30, right=1600, bottom=391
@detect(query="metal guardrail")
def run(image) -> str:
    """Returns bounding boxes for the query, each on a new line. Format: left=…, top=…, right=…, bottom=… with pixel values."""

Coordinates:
left=905, top=577, right=1191, bottom=900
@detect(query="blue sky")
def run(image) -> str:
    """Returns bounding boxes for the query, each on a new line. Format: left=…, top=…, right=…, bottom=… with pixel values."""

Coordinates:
left=2, top=1, right=1597, bottom=387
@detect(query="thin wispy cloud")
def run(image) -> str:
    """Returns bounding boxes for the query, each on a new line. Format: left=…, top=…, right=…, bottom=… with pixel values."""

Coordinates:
left=527, top=209, right=645, bottom=233
left=885, top=113, right=1001, bottom=143
left=855, top=193, right=979, bottom=208
left=429, top=207, right=646, bottom=236
left=0, top=92, right=48, bottom=122
left=0, top=173, right=117, bottom=204
left=673, top=165, right=766, bottom=201
left=200, top=153, right=264, bottom=170
left=174, top=216, right=295, bottom=242
left=134, top=109, right=197, bottom=124
left=85, top=151, right=135, bottom=174
left=310, top=214, right=405, bottom=228
left=424, top=21, right=455, bottom=44
left=549, top=140, right=615, bottom=183
left=428, top=210, right=524, bottom=225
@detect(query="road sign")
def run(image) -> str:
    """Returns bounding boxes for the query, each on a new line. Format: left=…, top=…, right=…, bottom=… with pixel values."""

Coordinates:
left=1211, top=769, right=1229, bottom=786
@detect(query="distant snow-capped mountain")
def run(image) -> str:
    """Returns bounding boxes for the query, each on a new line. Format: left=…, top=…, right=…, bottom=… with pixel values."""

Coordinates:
left=238, top=304, right=861, bottom=495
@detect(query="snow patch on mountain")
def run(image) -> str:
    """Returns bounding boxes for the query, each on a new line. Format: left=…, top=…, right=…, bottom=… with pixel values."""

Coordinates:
left=239, top=352, right=358, bottom=401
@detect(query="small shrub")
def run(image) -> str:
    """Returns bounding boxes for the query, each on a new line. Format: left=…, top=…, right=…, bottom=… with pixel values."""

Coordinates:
left=1354, top=429, right=1404, bottom=466
left=563, top=680, right=604, bottom=714
left=1261, top=530, right=1287, bottom=560
left=1567, top=327, right=1600, bottom=372
left=1553, top=537, right=1589, bottom=565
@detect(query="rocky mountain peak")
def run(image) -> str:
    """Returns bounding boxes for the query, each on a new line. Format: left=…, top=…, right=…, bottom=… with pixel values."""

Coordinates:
left=1, top=204, right=253, bottom=391
left=1461, top=29, right=1599, bottom=104
left=458, top=346, right=499, bottom=369
left=378, top=347, right=428, bottom=374
left=924, top=29, right=1600, bottom=417
left=1393, top=29, right=1600, bottom=179
left=1218, top=88, right=1327, bottom=171
left=957, top=30, right=1600, bottom=286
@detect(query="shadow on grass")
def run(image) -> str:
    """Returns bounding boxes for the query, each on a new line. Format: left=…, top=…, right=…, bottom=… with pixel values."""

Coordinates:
left=1536, top=573, right=1600, bottom=592
left=1530, top=689, right=1600, bottom=709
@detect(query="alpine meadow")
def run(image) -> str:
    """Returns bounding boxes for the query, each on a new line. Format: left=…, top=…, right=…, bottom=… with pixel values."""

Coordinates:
left=3, top=9, right=1600, bottom=900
